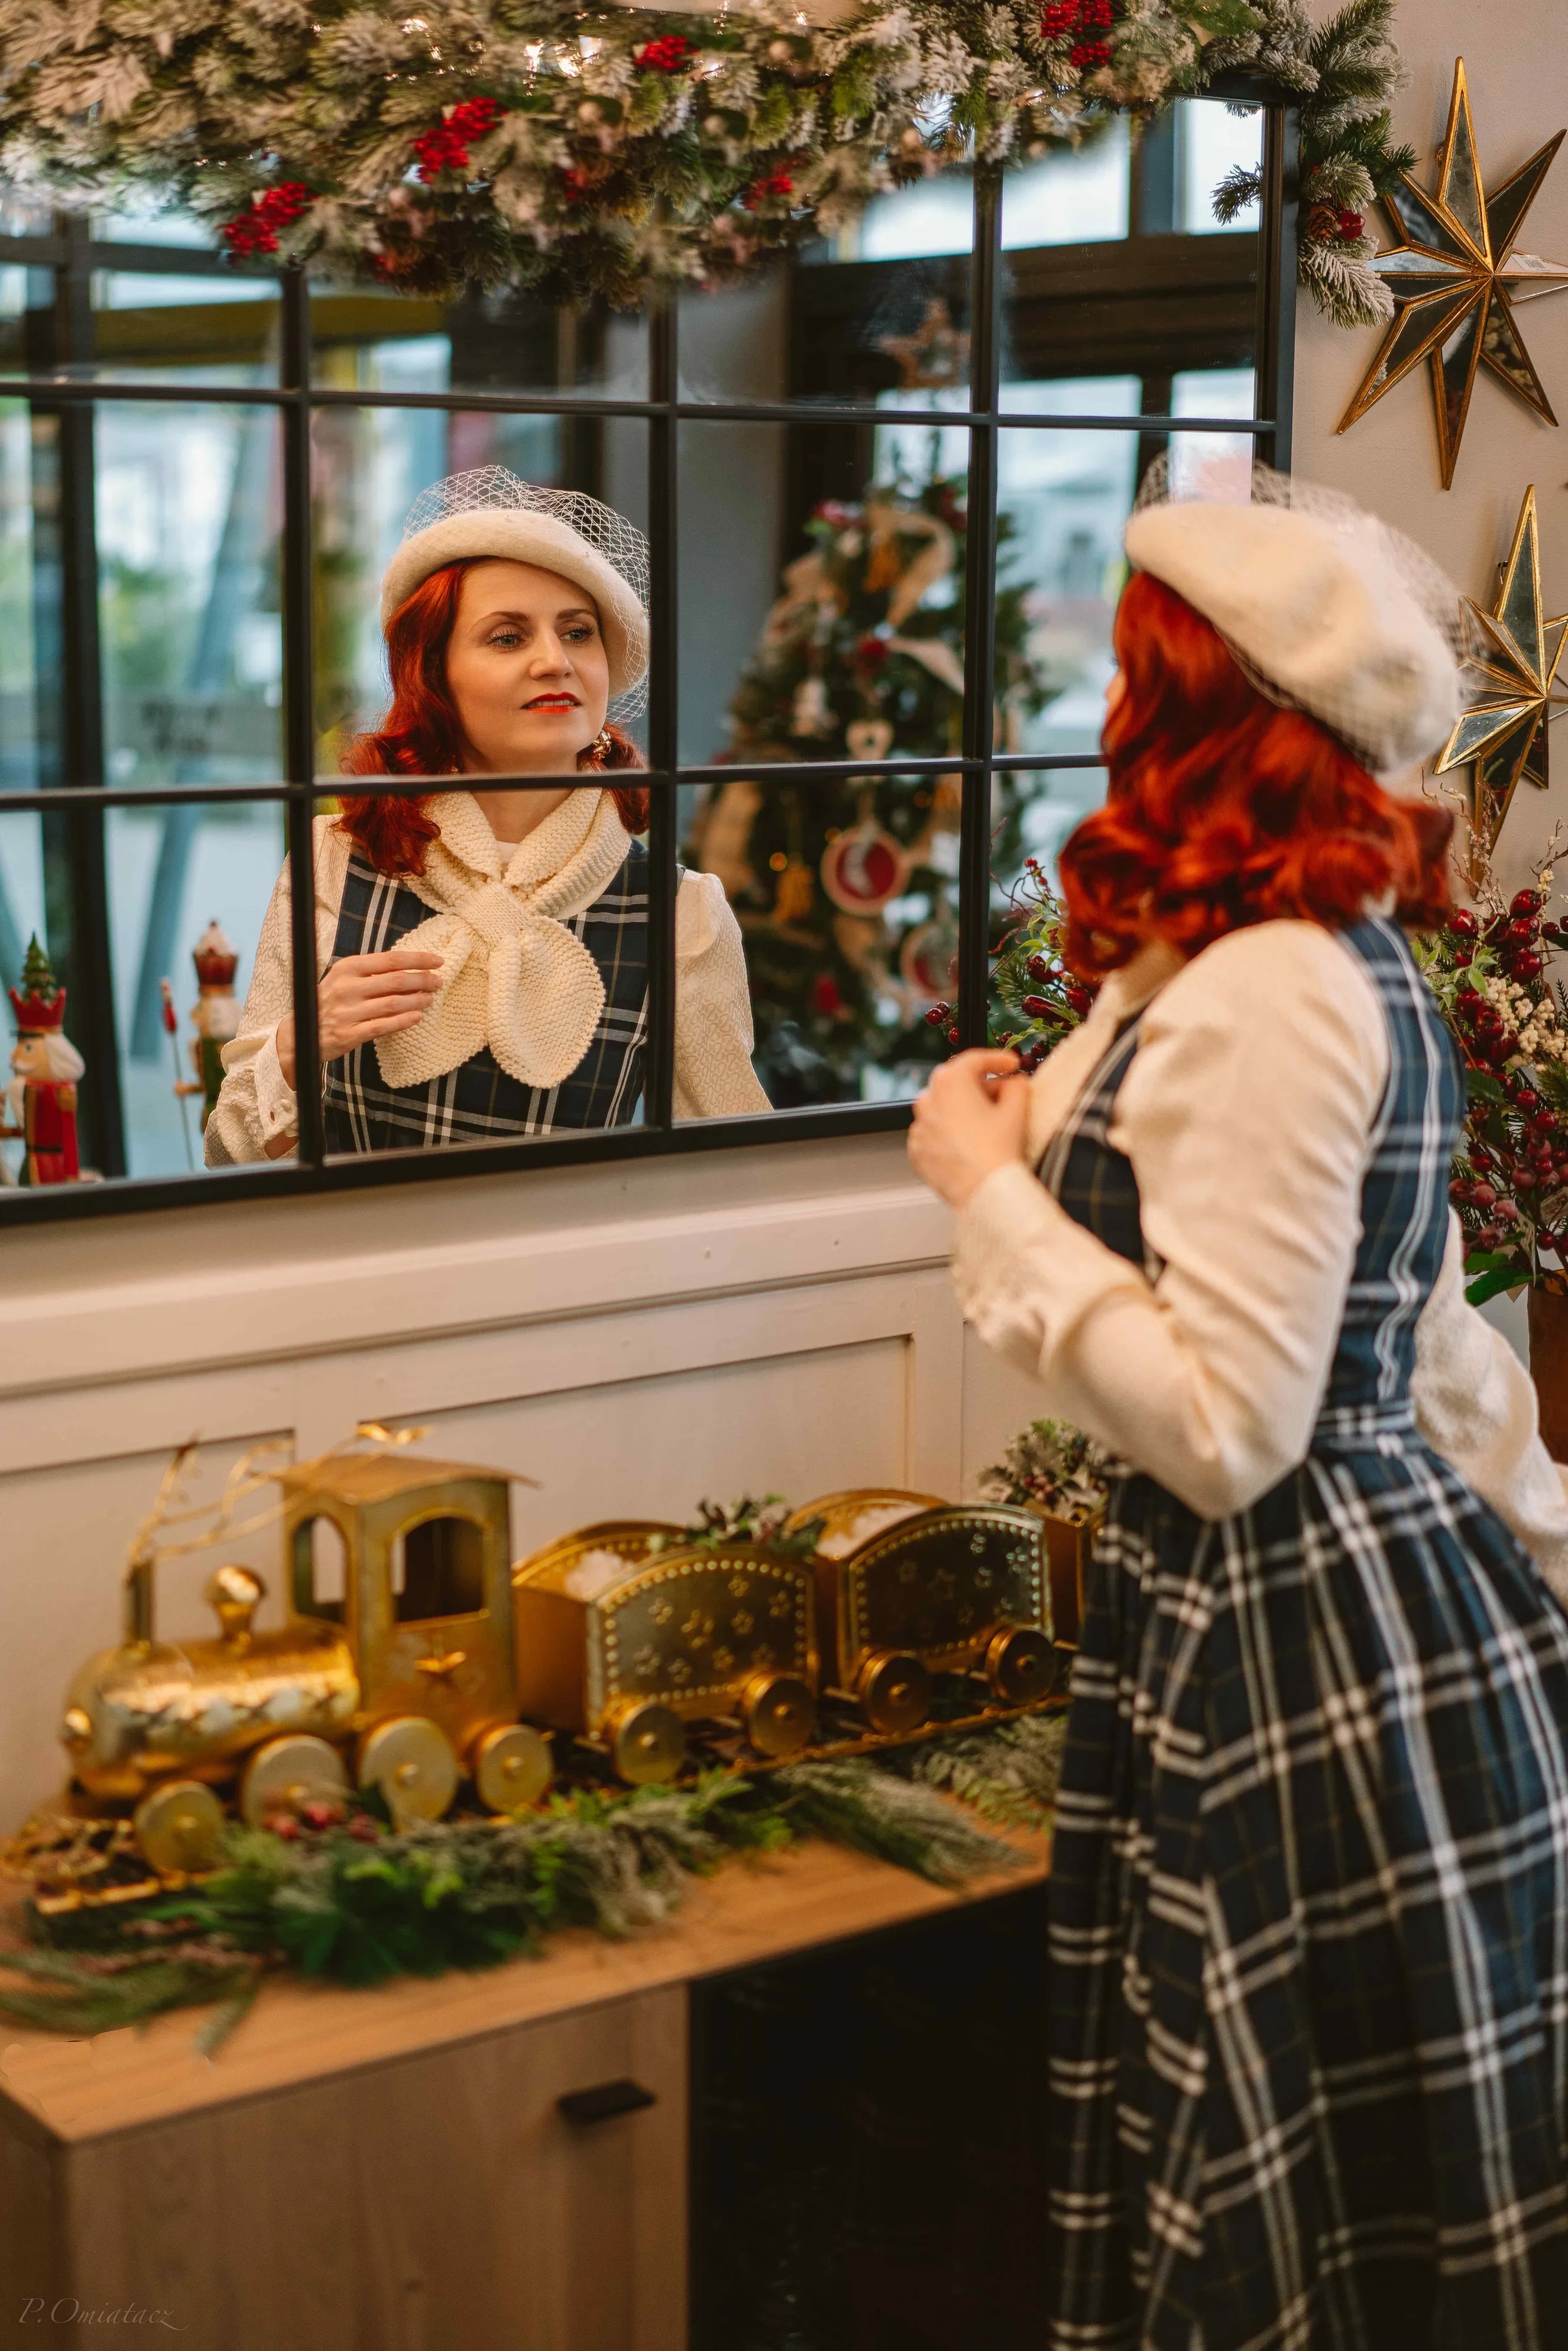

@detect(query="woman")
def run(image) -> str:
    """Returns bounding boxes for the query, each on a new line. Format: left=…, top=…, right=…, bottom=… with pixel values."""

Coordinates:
left=207, top=469, right=769, bottom=1162
left=909, top=472, right=1568, bottom=2346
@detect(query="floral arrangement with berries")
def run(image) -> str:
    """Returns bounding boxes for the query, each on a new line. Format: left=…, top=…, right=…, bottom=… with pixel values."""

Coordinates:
left=1413, top=841, right=1568, bottom=1305
left=644, top=1494, right=827, bottom=1560
left=0, top=0, right=1405, bottom=318
left=979, top=1416, right=1111, bottom=1521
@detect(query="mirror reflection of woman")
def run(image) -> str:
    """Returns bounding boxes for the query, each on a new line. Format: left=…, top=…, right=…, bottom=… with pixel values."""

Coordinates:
left=207, top=471, right=769, bottom=1164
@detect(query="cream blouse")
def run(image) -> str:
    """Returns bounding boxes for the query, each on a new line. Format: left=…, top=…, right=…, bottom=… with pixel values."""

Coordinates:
left=952, top=919, right=1568, bottom=1595
left=206, top=792, right=770, bottom=1164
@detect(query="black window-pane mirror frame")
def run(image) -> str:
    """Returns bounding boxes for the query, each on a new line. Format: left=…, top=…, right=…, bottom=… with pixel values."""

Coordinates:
left=0, top=76, right=1297, bottom=1224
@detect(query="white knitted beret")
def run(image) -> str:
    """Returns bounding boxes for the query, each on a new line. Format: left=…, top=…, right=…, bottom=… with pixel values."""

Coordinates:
left=381, top=469, right=652, bottom=712
left=1123, top=481, right=1462, bottom=779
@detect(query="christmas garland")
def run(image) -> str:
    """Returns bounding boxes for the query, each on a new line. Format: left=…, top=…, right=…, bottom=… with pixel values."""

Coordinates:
left=0, top=1711, right=1065, bottom=2048
left=0, top=0, right=1405, bottom=323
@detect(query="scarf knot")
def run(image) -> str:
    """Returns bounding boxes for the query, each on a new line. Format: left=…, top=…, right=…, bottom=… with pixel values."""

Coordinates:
left=367, top=788, right=632, bottom=1094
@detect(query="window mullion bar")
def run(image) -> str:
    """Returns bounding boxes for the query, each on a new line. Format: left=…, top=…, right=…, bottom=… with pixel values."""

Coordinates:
left=280, top=264, right=325, bottom=1171
left=643, top=293, right=679, bottom=1132
left=47, top=214, right=128, bottom=1177
left=1255, top=102, right=1300, bottom=469
left=958, top=166, right=1003, bottom=1054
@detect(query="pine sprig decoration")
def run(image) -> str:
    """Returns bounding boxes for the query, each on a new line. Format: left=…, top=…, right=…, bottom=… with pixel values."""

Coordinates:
left=1206, top=0, right=1408, bottom=330
left=896, top=1707, right=1067, bottom=1827
left=0, top=1725, right=1065, bottom=2041
left=0, top=0, right=1401, bottom=323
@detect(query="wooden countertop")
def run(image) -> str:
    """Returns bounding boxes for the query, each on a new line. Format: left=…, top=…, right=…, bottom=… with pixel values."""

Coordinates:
left=0, top=1819, right=1050, bottom=2151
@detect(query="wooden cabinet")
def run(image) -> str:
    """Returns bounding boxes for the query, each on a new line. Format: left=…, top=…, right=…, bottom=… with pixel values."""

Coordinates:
left=2, top=1985, right=686, bottom=2351
left=1, top=1829, right=1047, bottom=2351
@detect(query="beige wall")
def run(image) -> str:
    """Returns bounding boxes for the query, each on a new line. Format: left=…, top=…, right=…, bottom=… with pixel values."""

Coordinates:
left=1291, top=0, right=1568, bottom=902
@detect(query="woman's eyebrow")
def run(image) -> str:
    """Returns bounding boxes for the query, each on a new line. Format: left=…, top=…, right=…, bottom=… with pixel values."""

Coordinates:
left=474, top=604, right=597, bottom=626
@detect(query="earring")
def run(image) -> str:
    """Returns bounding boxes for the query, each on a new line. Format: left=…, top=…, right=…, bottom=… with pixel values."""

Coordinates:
left=590, top=727, right=613, bottom=764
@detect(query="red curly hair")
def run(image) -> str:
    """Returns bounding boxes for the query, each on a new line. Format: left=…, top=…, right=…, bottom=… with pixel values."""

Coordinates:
left=339, top=558, right=648, bottom=876
left=1058, top=571, right=1453, bottom=980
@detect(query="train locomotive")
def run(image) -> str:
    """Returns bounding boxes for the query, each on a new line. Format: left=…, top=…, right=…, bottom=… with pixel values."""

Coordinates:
left=55, top=1447, right=1071, bottom=1876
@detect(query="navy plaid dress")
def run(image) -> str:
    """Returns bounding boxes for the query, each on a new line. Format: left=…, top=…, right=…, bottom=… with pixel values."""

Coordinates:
left=322, top=841, right=649, bottom=1152
left=1044, top=917, right=1568, bottom=2350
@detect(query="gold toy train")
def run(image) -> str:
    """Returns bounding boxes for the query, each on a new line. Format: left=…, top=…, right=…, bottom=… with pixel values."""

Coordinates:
left=59, top=1450, right=1091, bottom=1873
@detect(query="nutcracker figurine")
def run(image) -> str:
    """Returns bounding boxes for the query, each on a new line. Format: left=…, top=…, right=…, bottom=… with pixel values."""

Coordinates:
left=4, top=936, right=84, bottom=1186
left=161, top=921, right=241, bottom=1149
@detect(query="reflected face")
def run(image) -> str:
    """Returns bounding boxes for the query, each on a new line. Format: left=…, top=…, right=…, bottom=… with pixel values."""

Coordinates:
left=445, top=560, right=611, bottom=775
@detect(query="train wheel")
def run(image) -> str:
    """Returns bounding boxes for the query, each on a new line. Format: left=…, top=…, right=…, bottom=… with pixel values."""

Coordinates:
left=471, top=1722, right=553, bottom=1814
left=240, top=1734, right=351, bottom=1830
left=134, top=1780, right=226, bottom=1874
left=357, top=1717, right=459, bottom=1826
left=741, top=1670, right=815, bottom=1758
left=983, top=1623, right=1054, bottom=1706
left=854, top=1650, right=932, bottom=1735
left=604, top=1698, right=686, bottom=1786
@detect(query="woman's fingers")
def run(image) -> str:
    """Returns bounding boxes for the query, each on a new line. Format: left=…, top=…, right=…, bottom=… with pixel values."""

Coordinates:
left=352, top=1009, right=426, bottom=1039
left=340, top=950, right=444, bottom=977
left=328, top=964, right=441, bottom=1002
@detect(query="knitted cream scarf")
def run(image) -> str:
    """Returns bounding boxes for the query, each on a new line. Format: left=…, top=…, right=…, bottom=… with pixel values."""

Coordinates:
left=372, top=786, right=630, bottom=1093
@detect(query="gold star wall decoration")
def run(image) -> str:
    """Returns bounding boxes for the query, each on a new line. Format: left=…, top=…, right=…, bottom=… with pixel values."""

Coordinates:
left=1337, top=60, right=1568, bottom=488
left=1434, top=484, right=1568, bottom=844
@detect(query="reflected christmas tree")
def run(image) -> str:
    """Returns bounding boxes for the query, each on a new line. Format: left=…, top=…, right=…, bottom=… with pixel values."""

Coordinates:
left=687, top=465, right=1060, bottom=1107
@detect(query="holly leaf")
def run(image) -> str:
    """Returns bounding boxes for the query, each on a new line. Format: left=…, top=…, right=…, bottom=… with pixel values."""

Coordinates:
left=1466, top=1070, right=1507, bottom=1103
left=1463, top=1252, right=1530, bottom=1306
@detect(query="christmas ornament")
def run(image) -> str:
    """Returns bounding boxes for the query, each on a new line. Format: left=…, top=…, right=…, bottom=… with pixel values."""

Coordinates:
left=899, top=898, right=961, bottom=1007
left=845, top=719, right=895, bottom=761
left=0, top=0, right=1405, bottom=328
left=820, top=798, right=911, bottom=916
left=772, top=856, right=816, bottom=927
left=1337, top=59, right=1568, bottom=487
left=2, top=936, right=85, bottom=1187
left=1434, top=485, right=1568, bottom=843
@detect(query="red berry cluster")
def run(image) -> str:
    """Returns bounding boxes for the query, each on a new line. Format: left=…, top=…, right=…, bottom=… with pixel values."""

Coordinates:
left=925, top=999, right=961, bottom=1047
left=413, top=96, right=503, bottom=183
left=854, top=633, right=891, bottom=671
left=221, top=183, right=312, bottom=259
left=639, top=34, right=694, bottom=71
left=1039, top=0, right=1113, bottom=70
left=741, top=169, right=796, bottom=210
left=1446, top=889, right=1568, bottom=1258
left=264, top=1798, right=379, bottom=1844
left=560, top=166, right=592, bottom=206
left=1336, top=208, right=1365, bottom=242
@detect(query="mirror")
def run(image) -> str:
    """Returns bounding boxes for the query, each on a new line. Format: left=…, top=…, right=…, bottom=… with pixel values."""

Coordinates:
left=0, top=90, right=1284, bottom=1206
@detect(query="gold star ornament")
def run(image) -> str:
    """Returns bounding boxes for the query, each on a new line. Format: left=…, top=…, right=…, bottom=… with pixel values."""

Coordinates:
left=1337, top=61, right=1568, bottom=488
left=1434, top=484, right=1568, bottom=844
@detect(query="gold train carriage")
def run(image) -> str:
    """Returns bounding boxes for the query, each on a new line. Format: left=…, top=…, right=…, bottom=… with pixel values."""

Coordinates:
left=56, top=1452, right=1071, bottom=1876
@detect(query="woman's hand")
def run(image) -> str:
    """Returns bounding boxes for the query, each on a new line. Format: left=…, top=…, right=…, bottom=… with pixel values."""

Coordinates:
left=276, top=950, right=444, bottom=1092
left=908, top=1049, right=1032, bottom=1209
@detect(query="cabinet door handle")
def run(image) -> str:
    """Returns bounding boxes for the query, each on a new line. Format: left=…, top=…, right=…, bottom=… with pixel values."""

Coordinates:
left=558, top=2077, right=658, bottom=2125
